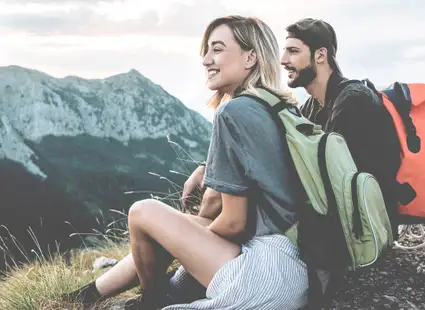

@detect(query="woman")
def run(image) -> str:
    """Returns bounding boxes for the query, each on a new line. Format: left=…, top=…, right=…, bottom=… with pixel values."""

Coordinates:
left=64, top=15, right=309, bottom=310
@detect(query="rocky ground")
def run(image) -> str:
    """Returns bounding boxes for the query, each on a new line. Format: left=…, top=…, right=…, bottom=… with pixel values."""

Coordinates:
left=106, top=225, right=425, bottom=310
left=332, top=225, right=425, bottom=310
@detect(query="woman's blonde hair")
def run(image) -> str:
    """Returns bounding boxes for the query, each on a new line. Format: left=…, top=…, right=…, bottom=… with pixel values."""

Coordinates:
left=200, top=15, right=297, bottom=109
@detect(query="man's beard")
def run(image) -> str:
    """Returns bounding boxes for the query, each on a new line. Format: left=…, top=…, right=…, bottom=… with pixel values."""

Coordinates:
left=287, top=63, right=317, bottom=88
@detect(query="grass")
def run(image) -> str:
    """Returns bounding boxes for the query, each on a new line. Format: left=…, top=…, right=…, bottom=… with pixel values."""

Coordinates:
left=0, top=136, right=204, bottom=310
left=0, top=203, right=194, bottom=310
left=0, top=241, right=130, bottom=310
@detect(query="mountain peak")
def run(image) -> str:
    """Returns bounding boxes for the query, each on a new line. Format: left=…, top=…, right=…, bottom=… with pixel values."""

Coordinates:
left=128, top=68, right=141, bottom=76
left=103, top=68, right=148, bottom=83
left=0, top=65, right=212, bottom=178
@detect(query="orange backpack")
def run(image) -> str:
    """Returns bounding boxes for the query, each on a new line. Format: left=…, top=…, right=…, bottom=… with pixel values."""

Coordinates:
left=367, top=81, right=425, bottom=219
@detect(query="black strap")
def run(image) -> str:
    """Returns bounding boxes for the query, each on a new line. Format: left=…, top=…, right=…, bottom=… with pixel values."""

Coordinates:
left=378, top=82, right=420, bottom=153
left=317, top=134, right=338, bottom=217
left=316, top=133, right=351, bottom=307
left=351, top=172, right=363, bottom=239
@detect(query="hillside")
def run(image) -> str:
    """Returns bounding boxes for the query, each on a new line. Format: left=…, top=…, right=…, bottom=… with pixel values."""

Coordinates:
left=0, top=65, right=212, bottom=271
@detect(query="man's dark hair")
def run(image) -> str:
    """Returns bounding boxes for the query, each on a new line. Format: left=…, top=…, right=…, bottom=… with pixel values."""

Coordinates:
left=286, top=18, right=341, bottom=73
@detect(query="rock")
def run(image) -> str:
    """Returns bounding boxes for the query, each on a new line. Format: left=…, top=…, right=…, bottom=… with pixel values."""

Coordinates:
left=382, top=295, right=398, bottom=304
left=406, top=300, right=419, bottom=310
left=93, top=256, right=118, bottom=270
left=108, top=299, right=126, bottom=310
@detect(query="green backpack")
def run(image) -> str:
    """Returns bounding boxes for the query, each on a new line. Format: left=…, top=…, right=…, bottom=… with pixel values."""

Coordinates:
left=239, top=86, right=393, bottom=305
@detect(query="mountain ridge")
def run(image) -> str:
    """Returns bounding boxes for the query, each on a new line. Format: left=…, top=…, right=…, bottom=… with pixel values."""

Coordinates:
left=0, top=65, right=211, bottom=271
left=0, top=65, right=211, bottom=178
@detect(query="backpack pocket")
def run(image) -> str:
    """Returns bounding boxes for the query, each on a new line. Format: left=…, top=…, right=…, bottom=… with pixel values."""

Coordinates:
left=341, top=171, right=393, bottom=270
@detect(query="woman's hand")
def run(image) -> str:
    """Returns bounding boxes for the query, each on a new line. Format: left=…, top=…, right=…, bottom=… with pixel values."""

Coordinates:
left=181, top=165, right=206, bottom=207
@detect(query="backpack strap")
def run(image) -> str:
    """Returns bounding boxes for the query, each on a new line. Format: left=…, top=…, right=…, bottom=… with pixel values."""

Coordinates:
left=239, top=86, right=298, bottom=115
left=237, top=87, right=299, bottom=244
left=381, top=82, right=421, bottom=153
left=238, top=87, right=289, bottom=137
left=239, top=87, right=320, bottom=136
left=238, top=87, right=332, bottom=310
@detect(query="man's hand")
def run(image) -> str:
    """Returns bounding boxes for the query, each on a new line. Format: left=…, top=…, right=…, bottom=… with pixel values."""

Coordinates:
left=181, top=165, right=206, bottom=207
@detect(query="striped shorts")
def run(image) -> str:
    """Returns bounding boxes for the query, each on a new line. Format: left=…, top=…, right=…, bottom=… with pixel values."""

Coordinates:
left=163, top=234, right=308, bottom=310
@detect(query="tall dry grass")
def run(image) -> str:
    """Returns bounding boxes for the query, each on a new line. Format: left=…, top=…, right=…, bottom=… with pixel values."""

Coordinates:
left=0, top=136, right=204, bottom=310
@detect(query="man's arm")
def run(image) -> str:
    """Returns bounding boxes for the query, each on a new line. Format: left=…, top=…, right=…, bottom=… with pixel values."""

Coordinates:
left=198, top=188, right=222, bottom=220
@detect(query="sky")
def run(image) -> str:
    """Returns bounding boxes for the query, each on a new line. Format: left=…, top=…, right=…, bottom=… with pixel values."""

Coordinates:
left=1, top=0, right=424, bottom=121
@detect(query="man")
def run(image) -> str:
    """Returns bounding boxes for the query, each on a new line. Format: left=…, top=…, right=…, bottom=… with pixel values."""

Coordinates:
left=278, top=19, right=404, bottom=308
left=280, top=18, right=402, bottom=234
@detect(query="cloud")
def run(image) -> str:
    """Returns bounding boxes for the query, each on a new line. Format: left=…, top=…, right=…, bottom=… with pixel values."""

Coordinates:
left=154, top=0, right=231, bottom=37
left=0, top=0, right=232, bottom=37
left=0, top=7, right=160, bottom=36
left=340, top=40, right=410, bottom=71
left=2, top=0, right=424, bottom=41
left=0, top=0, right=120, bottom=3
left=3, top=34, right=207, bottom=101
left=403, top=45, right=425, bottom=61
left=2, top=0, right=425, bottom=119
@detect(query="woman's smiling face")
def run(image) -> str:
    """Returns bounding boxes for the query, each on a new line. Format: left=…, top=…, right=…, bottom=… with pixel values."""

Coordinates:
left=202, top=24, right=252, bottom=95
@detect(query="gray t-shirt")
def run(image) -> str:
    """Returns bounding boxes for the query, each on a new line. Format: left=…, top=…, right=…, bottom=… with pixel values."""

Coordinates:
left=203, top=95, right=306, bottom=239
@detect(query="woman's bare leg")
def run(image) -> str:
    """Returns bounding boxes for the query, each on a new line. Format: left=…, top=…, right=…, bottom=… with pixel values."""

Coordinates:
left=128, top=199, right=241, bottom=292
left=95, top=214, right=213, bottom=297
left=95, top=253, right=139, bottom=297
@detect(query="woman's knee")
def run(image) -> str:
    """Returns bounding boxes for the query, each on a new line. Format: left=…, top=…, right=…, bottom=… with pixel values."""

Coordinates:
left=128, top=198, right=159, bottom=227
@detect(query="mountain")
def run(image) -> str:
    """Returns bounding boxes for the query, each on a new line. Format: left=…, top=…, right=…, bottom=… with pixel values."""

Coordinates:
left=0, top=65, right=212, bottom=271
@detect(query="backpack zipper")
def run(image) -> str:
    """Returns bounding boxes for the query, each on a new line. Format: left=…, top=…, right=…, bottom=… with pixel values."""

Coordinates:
left=358, top=176, right=379, bottom=267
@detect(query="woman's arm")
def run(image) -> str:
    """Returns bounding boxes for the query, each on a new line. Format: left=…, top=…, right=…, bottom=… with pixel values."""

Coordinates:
left=207, top=193, right=248, bottom=243
left=198, top=188, right=222, bottom=220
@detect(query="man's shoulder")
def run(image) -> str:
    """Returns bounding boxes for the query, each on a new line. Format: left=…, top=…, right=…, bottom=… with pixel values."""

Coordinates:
left=336, top=79, right=381, bottom=107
